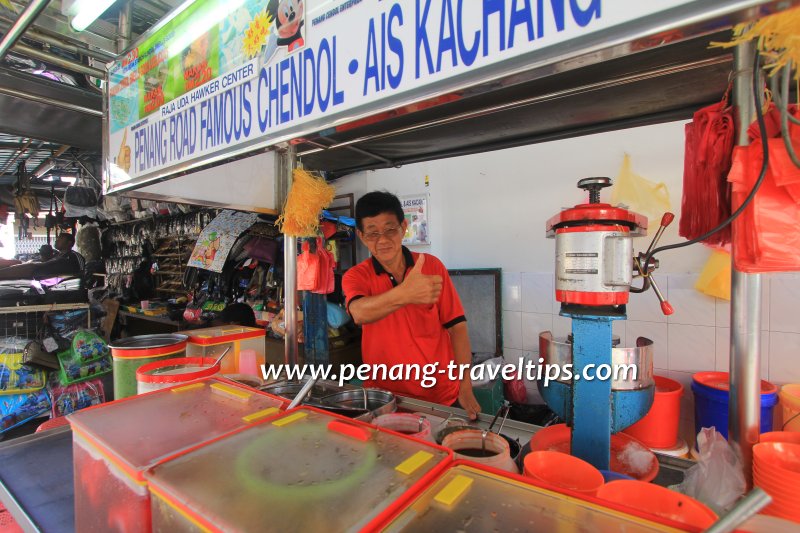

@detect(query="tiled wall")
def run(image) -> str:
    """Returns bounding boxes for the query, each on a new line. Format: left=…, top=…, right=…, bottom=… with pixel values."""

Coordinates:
left=502, top=271, right=800, bottom=446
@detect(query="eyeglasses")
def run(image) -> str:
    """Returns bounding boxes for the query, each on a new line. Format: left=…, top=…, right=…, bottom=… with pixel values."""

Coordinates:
left=362, top=225, right=402, bottom=242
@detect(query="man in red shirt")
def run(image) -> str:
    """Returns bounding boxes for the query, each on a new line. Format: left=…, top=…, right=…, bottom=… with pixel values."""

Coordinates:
left=343, top=191, right=481, bottom=419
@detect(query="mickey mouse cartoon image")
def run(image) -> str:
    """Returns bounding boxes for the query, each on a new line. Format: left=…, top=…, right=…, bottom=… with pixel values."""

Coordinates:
left=266, top=0, right=305, bottom=52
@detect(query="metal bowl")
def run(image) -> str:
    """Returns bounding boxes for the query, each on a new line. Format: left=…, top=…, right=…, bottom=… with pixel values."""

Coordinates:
left=259, top=381, right=336, bottom=404
left=109, top=333, right=188, bottom=350
left=320, top=389, right=396, bottom=417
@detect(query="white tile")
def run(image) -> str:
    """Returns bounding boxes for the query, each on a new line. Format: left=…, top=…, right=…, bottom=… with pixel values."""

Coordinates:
left=502, top=272, right=521, bottom=312
left=626, top=321, right=668, bottom=371
left=770, top=274, right=800, bottom=334
left=667, top=274, right=716, bottom=327
left=503, top=311, right=522, bottom=350
left=667, top=324, right=716, bottom=373
left=715, top=327, right=769, bottom=377
left=715, top=277, right=770, bottom=330
left=521, top=272, right=554, bottom=314
left=552, top=315, right=572, bottom=338
left=503, top=348, right=523, bottom=365
left=626, top=277, right=669, bottom=323
left=612, top=320, right=626, bottom=345
left=521, top=313, right=553, bottom=351
left=769, top=331, right=800, bottom=386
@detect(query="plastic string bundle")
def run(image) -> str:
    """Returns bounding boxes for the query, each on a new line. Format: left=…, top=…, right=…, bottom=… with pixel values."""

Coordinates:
left=276, top=169, right=335, bottom=237
left=710, top=6, right=800, bottom=80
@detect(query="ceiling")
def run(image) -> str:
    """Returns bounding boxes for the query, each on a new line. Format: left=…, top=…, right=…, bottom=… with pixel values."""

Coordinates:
left=0, top=0, right=182, bottom=203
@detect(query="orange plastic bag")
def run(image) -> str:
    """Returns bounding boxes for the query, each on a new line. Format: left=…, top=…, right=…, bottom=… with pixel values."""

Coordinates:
left=296, top=240, right=319, bottom=291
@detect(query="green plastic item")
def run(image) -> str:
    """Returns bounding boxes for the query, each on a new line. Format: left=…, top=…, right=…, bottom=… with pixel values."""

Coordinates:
left=473, top=377, right=505, bottom=416
left=57, top=331, right=111, bottom=386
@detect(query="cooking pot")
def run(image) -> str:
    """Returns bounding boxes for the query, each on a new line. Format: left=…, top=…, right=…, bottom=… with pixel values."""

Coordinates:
left=320, top=389, right=396, bottom=418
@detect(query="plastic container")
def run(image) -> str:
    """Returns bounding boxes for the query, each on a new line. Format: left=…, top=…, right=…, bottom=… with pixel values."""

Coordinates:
left=691, top=372, right=778, bottom=441
left=752, top=442, right=800, bottom=522
left=523, top=451, right=604, bottom=495
left=180, top=326, right=266, bottom=376
left=110, top=334, right=188, bottom=400
left=597, top=480, right=717, bottom=529
left=136, top=357, right=220, bottom=395
left=373, top=413, right=434, bottom=442
left=529, top=423, right=659, bottom=482
left=623, top=375, right=682, bottom=448
left=377, top=462, right=688, bottom=532
left=779, top=384, right=800, bottom=432
left=145, top=407, right=452, bottom=532
left=67, top=377, right=285, bottom=533
left=442, top=428, right=518, bottom=474
left=761, top=431, right=800, bottom=445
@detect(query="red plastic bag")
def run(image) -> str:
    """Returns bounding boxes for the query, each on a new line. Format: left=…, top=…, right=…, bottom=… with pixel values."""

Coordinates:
left=312, top=238, right=335, bottom=295
left=729, top=111, right=800, bottom=272
left=297, top=241, right=319, bottom=291
left=680, top=97, right=736, bottom=245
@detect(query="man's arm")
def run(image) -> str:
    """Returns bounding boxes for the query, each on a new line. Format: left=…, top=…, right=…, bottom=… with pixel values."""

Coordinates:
left=449, top=321, right=481, bottom=420
left=0, top=263, right=36, bottom=281
left=348, top=255, right=442, bottom=325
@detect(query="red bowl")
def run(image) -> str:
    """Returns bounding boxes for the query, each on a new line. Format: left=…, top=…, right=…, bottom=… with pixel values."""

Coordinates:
left=597, top=480, right=717, bottom=529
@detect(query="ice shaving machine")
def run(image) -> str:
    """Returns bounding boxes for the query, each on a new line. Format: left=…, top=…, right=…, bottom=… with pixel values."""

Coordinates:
left=538, top=177, right=675, bottom=470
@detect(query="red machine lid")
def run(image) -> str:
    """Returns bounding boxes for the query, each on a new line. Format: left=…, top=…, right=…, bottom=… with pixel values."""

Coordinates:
left=546, top=203, right=647, bottom=236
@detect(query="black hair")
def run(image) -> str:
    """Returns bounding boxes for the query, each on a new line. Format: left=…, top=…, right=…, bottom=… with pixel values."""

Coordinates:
left=355, top=191, right=404, bottom=231
left=60, top=233, right=75, bottom=246
left=220, top=303, right=257, bottom=328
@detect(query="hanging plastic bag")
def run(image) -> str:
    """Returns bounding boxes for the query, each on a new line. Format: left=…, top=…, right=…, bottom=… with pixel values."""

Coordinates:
left=695, top=250, right=732, bottom=300
left=679, top=96, right=736, bottom=245
left=297, top=240, right=319, bottom=291
left=312, top=238, right=330, bottom=295
left=610, top=154, right=671, bottom=223
left=676, top=427, right=746, bottom=514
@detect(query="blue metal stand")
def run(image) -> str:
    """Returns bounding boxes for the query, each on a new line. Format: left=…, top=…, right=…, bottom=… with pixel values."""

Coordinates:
left=569, top=315, right=616, bottom=470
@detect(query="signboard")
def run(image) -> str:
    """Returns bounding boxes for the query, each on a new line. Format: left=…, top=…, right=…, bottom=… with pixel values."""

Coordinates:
left=402, top=194, right=429, bottom=246
left=188, top=209, right=259, bottom=272
left=105, top=0, right=696, bottom=193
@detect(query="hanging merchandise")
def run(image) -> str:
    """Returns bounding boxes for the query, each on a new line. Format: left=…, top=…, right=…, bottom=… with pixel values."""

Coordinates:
left=56, top=330, right=112, bottom=385
left=679, top=92, right=736, bottom=245
left=188, top=210, right=259, bottom=272
left=276, top=169, right=335, bottom=237
left=0, top=389, right=51, bottom=434
left=610, top=154, right=671, bottom=224
left=296, top=240, right=319, bottom=291
left=312, top=237, right=335, bottom=295
left=729, top=105, right=800, bottom=273
left=695, top=250, right=732, bottom=300
left=63, top=178, right=99, bottom=219
left=49, top=377, right=105, bottom=418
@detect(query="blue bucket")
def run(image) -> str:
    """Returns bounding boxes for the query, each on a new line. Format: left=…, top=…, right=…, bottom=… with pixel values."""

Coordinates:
left=691, top=372, right=778, bottom=441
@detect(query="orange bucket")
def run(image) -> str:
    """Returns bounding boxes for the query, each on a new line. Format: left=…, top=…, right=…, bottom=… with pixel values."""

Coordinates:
left=761, top=431, right=800, bottom=445
left=623, top=375, right=682, bottom=448
left=523, top=450, right=604, bottom=496
left=597, top=480, right=717, bottom=528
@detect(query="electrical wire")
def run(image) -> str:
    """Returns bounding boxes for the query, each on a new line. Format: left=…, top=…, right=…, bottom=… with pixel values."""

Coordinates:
left=642, top=50, right=771, bottom=272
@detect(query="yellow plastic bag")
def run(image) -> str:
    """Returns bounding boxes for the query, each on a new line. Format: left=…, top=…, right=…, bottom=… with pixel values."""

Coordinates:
left=695, top=250, right=731, bottom=300
left=610, top=154, right=671, bottom=223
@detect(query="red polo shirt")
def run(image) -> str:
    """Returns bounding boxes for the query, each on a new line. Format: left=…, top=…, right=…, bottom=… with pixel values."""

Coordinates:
left=343, top=248, right=466, bottom=405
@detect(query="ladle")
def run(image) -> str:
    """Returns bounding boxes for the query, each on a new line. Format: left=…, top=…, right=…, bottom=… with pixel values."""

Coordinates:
left=210, top=347, right=231, bottom=368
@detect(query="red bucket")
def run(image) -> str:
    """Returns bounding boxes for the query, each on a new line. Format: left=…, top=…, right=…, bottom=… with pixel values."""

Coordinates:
left=623, top=375, right=683, bottom=449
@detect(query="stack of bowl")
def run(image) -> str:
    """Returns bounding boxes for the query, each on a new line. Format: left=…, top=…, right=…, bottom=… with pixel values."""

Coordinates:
left=753, top=441, right=800, bottom=522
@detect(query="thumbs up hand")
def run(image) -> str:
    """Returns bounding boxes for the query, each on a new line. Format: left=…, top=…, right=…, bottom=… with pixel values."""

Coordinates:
left=400, top=254, right=442, bottom=305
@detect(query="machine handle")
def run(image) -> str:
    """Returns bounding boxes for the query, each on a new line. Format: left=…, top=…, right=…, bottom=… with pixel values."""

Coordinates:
left=644, top=211, right=675, bottom=258
left=660, top=301, right=675, bottom=315
left=648, top=275, right=674, bottom=316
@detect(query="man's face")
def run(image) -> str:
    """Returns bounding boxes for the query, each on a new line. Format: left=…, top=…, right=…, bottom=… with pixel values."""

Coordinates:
left=358, top=212, right=407, bottom=265
left=55, top=235, right=71, bottom=252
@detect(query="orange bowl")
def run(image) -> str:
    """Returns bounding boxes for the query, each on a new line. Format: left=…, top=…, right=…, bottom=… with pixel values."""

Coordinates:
left=760, top=432, right=800, bottom=445
left=523, top=450, right=604, bottom=495
left=753, top=442, right=800, bottom=475
left=529, top=424, right=659, bottom=482
left=597, top=480, right=717, bottom=528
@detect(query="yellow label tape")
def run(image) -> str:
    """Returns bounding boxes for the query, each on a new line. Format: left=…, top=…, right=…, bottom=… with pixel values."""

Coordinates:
left=434, top=475, right=474, bottom=507
left=272, top=411, right=308, bottom=427
left=395, top=451, right=434, bottom=476
left=171, top=383, right=205, bottom=393
left=242, top=407, right=279, bottom=423
left=210, top=382, right=252, bottom=402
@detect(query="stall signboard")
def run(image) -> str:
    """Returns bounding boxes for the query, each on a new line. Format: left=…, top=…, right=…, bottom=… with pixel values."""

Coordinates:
left=402, top=194, right=429, bottom=246
left=105, top=0, right=696, bottom=193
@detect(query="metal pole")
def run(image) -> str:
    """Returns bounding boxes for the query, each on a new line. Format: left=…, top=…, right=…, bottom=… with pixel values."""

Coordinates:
left=11, top=42, right=105, bottom=78
left=730, top=40, right=761, bottom=488
left=117, top=0, right=132, bottom=54
left=276, top=145, right=298, bottom=368
left=0, top=0, right=50, bottom=63
left=0, top=84, right=102, bottom=116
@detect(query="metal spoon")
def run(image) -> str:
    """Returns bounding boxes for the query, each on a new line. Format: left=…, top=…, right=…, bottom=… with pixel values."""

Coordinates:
left=210, top=346, right=231, bottom=368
